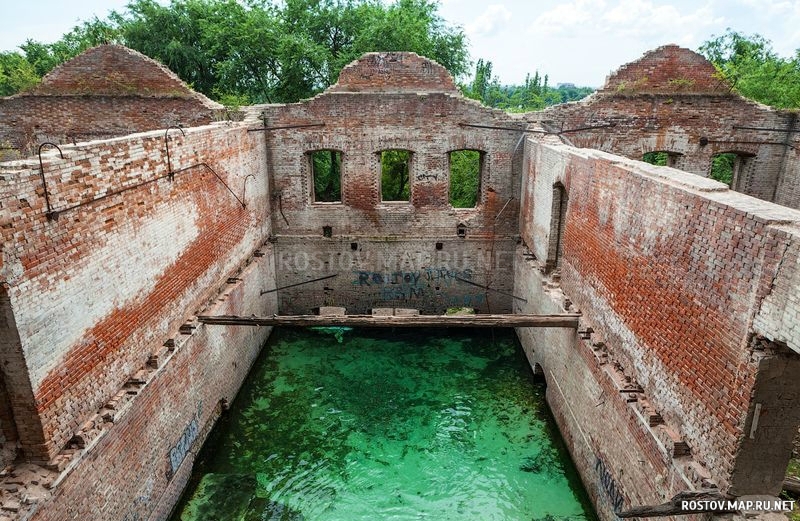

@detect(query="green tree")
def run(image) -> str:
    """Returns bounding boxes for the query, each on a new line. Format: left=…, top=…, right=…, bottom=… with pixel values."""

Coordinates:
left=380, top=150, right=411, bottom=201
left=113, top=0, right=468, bottom=103
left=3, top=0, right=469, bottom=103
left=0, top=52, right=40, bottom=95
left=311, top=150, right=342, bottom=202
left=461, top=58, right=593, bottom=111
left=20, top=17, right=119, bottom=77
left=710, top=153, right=735, bottom=185
left=642, top=151, right=669, bottom=166
left=699, top=29, right=800, bottom=108
left=449, top=150, right=480, bottom=207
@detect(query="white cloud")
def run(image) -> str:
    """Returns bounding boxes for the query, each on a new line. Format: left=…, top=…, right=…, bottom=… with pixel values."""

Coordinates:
left=530, top=0, right=722, bottom=46
left=600, top=0, right=721, bottom=41
left=529, top=0, right=607, bottom=36
left=465, top=4, right=513, bottom=37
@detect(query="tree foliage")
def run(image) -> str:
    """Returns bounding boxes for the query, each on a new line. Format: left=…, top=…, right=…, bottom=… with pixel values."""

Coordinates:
left=0, top=52, right=39, bottom=96
left=642, top=151, right=669, bottom=166
left=461, top=58, right=593, bottom=111
left=311, top=150, right=342, bottom=202
left=710, top=153, right=735, bottom=186
left=699, top=29, right=800, bottom=109
left=380, top=150, right=411, bottom=201
left=0, top=0, right=468, bottom=104
left=449, top=150, right=480, bottom=208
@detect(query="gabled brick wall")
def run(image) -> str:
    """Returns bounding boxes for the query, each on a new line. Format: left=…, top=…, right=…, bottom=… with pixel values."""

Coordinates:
left=0, top=45, right=224, bottom=154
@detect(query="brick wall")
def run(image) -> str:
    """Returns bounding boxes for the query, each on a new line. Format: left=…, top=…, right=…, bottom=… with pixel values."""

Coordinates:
left=327, top=52, right=458, bottom=93
left=0, top=123, right=271, bottom=460
left=0, top=45, right=223, bottom=154
left=29, top=255, right=277, bottom=521
left=527, top=46, right=798, bottom=209
left=252, top=52, right=526, bottom=314
left=273, top=237, right=516, bottom=314
left=517, top=138, right=800, bottom=520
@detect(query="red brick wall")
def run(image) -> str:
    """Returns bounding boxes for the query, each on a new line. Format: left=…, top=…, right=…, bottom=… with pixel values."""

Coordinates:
left=0, top=124, right=271, bottom=460
left=527, top=46, right=798, bottom=209
left=517, top=139, right=800, bottom=516
left=600, top=45, right=727, bottom=94
left=255, top=56, right=525, bottom=314
left=0, top=96, right=221, bottom=152
left=328, top=52, right=458, bottom=93
left=29, top=256, right=277, bottom=521
left=0, top=45, right=223, bottom=154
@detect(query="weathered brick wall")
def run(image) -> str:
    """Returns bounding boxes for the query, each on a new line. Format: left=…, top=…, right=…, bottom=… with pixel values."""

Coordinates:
left=515, top=252, right=706, bottom=521
left=0, top=123, right=270, bottom=460
left=273, top=237, right=516, bottom=314
left=0, top=44, right=223, bottom=153
left=517, top=138, right=800, bottom=521
left=328, top=52, right=458, bottom=93
left=29, top=255, right=277, bottom=521
left=527, top=46, right=798, bottom=209
left=601, top=45, right=727, bottom=94
left=775, top=128, right=800, bottom=209
left=253, top=52, right=525, bottom=313
left=0, top=96, right=223, bottom=152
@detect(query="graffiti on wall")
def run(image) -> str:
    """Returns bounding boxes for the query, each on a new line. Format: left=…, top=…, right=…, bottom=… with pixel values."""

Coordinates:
left=351, top=266, right=486, bottom=307
left=595, top=456, right=625, bottom=513
left=166, top=403, right=202, bottom=480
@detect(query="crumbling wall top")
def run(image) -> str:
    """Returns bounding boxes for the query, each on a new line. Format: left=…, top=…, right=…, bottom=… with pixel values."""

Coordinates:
left=600, top=44, right=730, bottom=95
left=23, top=44, right=222, bottom=109
left=326, top=52, right=460, bottom=94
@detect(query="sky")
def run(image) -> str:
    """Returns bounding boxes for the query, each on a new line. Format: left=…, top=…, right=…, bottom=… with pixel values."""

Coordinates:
left=1, top=0, right=799, bottom=88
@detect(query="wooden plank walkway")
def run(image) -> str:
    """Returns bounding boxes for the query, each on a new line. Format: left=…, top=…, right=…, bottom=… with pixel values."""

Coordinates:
left=196, top=314, right=581, bottom=328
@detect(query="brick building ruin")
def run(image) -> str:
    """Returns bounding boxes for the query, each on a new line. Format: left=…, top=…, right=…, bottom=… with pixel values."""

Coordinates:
left=0, top=44, right=799, bottom=520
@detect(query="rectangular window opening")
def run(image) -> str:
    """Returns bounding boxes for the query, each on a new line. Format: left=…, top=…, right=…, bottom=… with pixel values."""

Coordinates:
left=380, top=150, right=411, bottom=202
left=642, top=151, right=680, bottom=167
left=449, top=150, right=482, bottom=208
left=311, top=150, right=342, bottom=203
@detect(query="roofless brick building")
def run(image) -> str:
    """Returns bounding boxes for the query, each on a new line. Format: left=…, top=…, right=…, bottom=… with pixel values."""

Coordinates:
left=0, top=44, right=799, bottom=520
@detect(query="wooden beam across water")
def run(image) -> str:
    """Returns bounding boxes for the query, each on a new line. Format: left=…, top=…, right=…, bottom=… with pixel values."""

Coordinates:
left=196, top=314, right=581, bottom=328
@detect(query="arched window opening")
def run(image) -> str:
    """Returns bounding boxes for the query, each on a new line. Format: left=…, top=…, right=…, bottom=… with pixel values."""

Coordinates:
left=310, top=150, right=342, bottom=203
left=380, top=150, right=411, bottom=202
left=449, top=149, right=483, bottom=208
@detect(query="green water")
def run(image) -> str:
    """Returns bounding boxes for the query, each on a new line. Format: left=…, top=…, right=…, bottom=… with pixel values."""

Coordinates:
left=170, top=328, right=596, bottom=521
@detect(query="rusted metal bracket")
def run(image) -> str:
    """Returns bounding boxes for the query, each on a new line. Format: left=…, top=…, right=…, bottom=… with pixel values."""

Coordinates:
left=170, top=162, right=246, bottom=208
left=558, top=123, right=616, bottom=134
left=459, top=122, right=545, bottom=133
left=454, top=276, right=528, bottom=303
left=164, top=125, right=185, bottom=180
left=40, top=161, right=245, bottom=219
left=246, top=122, right=326, bottom=133
left=733, top=125, right=800, bottom=133
left=260, top=274, right=338, bottom=295
left=37, top=142, right=64, bottom=221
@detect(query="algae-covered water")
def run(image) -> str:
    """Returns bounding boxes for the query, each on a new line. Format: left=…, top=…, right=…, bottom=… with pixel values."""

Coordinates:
left=170, top=328, right=596, bottom=521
